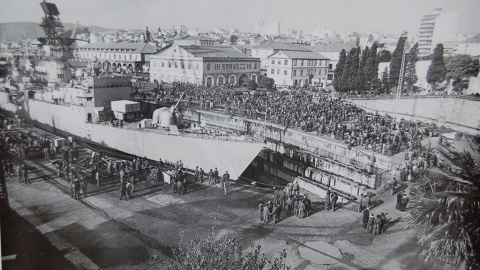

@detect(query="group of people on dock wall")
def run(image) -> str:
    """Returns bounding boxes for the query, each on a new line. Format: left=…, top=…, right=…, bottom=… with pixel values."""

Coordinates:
left=153, top=83, right=436, bottom=158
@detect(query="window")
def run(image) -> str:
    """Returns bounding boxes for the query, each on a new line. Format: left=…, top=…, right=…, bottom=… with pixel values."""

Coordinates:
left=293, top=60, right=297, bottom=66
left=284, top=70, right=287, bottom=75
left=222, top=64, right=226, bottom=70
left=312, top=69, right=316, bottom=74
left=301, top=60, right=304, bottom=66
left=114, top=54, right=116, bottom=59
left=300, top=70, right=303, bottom=76
left=254, top=63, right=257, bottom=69
left=325, top=69, right=328, bottom=75
left=293, top=70, right=297, bottom=76
left=278, top=60, right=281, bottom=65
left=277, top=69, right=280, bottom=74
left=168, top=62, right=171, bottom=68
left=271, top=69, right=274, bottom=74
left=162, top=62, right=164, bottom=67
left=174, top=62, right=178, bottom=68
left=181, top=62, right=185, bottom=69
left=284, top=60, right=288, bottom=65
left=188, top=63, right=192, bottom=69
left=329, top=64, right=333, bottom=69
left=307, top=60, right=317, bottom=66
left=207, top=63, right=210, bottom=70
left=271, top=60, right=275, bottom=64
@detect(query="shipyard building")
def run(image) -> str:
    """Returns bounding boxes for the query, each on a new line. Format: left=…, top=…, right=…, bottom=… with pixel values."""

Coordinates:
left=76, top=43, right=159, bottom=73
left=149, top=45, right=261, bottom=86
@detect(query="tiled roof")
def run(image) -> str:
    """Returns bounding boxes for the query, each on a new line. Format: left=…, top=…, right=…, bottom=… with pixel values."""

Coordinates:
left=252, top=42, right=312, bottom=51
left=180, top=46, right=252, bottom=58
left=276, top=50, right=328, bottom=60
left=78, top=42, right=159, bottom=54
left=309, top=42, right=357, bottom=53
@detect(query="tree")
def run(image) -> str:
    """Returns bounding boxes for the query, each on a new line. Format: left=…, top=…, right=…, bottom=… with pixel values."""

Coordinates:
left=445, top=55, right=480, bottom=92
left=380, top=67, right=390, bottom=94
left=426, top=43, right=447, bottom=89
left=356, top=46, right=369, bottom=93
left=247, top=79, right=258, bottom=90
left=408, top=135, right=480, bottom=269
left=404, top=42, right=419, bottom=93
left=260, top=76, right=275, bottom=89
left=160, top=231, right=290, bottom=270
left=389, top=35, right=407, bottom=87
left=365, top=42, right=379, bottom=87
left=230, top=35, right=238, bottom=45
left=377, top=50, right=392, bottom=62
left=333, top=49, right=346, bottom=92
left=347, top=48, right=360, bottom=92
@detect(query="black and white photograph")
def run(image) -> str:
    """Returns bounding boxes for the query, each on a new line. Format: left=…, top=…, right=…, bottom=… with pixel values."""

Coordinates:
left=0, top=0, right=479, bottom=269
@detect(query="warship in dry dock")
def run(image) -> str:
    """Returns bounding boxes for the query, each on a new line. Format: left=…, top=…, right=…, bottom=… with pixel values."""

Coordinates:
left=0, top=1, right=265, bottom=179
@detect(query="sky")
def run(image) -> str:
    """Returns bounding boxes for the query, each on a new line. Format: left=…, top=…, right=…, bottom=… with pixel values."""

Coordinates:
left=1, top=0, right=479, bottom=36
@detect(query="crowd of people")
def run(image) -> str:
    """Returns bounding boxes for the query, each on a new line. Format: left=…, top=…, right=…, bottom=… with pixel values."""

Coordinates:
left=150, top=84, right=433, bottom=157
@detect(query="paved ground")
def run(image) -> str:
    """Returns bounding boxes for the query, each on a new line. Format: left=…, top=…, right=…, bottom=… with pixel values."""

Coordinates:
left=1, top=126, right=459, bottom=270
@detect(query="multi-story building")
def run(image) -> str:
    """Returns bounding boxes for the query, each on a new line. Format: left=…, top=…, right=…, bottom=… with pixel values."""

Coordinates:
left=76, top=43, right=159, bottom=73
left=266, top=50, right=329, bottom=87
left=418, top=8, right=460, bottom=56
left=251, top=42, right=312, bottom=76
left=310, top=42, right=356, bottom=84
left=149, top=44, right=261, bottom=87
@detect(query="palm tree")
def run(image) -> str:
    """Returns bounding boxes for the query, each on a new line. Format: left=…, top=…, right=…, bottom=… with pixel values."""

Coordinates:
left=408, top=133, right=480, bottom=269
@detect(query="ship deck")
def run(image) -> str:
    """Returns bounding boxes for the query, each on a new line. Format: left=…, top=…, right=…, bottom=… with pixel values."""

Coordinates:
left=107, top=120, right=259, bottom=143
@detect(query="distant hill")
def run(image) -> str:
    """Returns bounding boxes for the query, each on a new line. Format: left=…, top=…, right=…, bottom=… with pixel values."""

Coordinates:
left=0, top=22, right=45, bottom=42
left=0, top=22, right=114, bottom=42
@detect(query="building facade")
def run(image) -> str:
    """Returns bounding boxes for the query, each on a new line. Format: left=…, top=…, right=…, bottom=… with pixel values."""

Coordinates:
left=76, top=43, right=158, bottom=73
left=149, top=44, right=261, bottom=87
left=251, top=43, right=312, bottom=76
left=266, top=50, right=329, bottom=87
left=418, top=8, right=460, bottom=57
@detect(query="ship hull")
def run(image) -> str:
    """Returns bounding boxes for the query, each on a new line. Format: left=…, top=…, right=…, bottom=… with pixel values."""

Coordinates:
left=0, top=91, right=264, bottom=179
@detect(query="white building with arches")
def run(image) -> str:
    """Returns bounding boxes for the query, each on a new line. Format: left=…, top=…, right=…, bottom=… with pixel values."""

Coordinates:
left=149, top=45, right=260, bottom=87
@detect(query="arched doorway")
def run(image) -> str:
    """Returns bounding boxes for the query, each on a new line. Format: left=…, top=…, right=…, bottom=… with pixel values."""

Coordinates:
left=239, top=74, right=248, bottom=86
left=217, top=75, right=225, bottom=86
left=251, top=74, right=258, bottom=83
left=205, top=76, right=214, bottom=87
left=228, top=75, right=236, bottom=85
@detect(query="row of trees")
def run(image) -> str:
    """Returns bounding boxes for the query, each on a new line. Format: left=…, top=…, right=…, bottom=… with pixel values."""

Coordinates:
left=335, top=37, right=479, bottom=94
left=333, top=37, right=419, bottom=94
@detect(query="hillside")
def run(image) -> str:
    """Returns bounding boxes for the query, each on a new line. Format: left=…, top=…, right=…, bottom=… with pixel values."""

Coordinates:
left=0, top=22, right=45, bottom=42
left=0, top=22, right=113, bottom=42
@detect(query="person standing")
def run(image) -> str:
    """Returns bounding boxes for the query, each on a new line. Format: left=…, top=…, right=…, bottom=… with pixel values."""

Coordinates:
left=357, top=192, right=363, bottom=212
left=367, top=213, right=375, bottom=233
left=401, top=193, right=409, bottom=211
left=23, top=164, right=29, bottom=184
left=194, top=166, right=199, bottom=182
left=259, top=202, right=264, bottom=222
left=17, top=164, right=23, bottom=183
left=214, top=167, right=219, bottom=184
left=373, top=215, right=382, bottom=235
left=199, top=168, right=204, bottom=183
left=120, top=182, right=128, bottom=201
left=208, top=169, right=214, bottom=186
left=391, top=178, right=397, bottom=195
left=325, top=189, right=331, bottom=211
left=331, top=192, right=338, bottom=212
left=222, top=171, right=230, bottom=196
left=81, top=177, right=88, bottom=198
left=396, top=192, right=403, bottom=210
left=362, top=208, right=370, bottom=229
